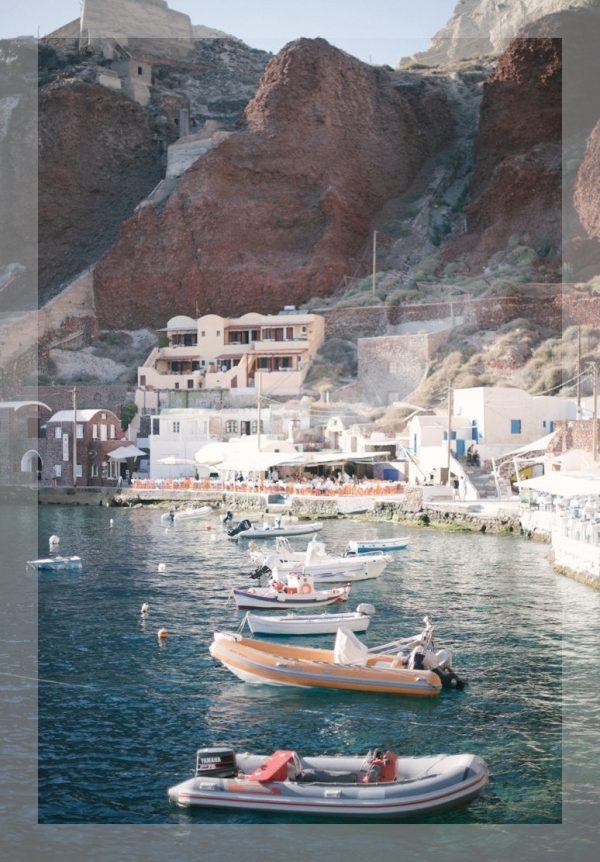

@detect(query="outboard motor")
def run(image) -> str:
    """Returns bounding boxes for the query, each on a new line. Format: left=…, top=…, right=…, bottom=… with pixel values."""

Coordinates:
left=249, top=564, right=272, bottom=581
left=227, top=519, right=252, bottom=537
left=222, top=510, right=234, bottom=524
left=195, top=747, right=237, bottom=778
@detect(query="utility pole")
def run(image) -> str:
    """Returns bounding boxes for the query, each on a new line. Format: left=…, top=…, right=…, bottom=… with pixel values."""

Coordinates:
left=446, top=384, right=453, bottom=483
left=592, top=362, right=598, bottom=462
left=371, top=231, right=378, bottom=297
left=576, top=326, right=582, bottom=419
left=72, top=386, right=78, bottom=487
left=257, top=371, right=262, bottom=451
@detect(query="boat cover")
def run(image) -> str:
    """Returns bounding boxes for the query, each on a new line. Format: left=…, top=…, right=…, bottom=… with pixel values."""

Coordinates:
left=333, top=627, right=369, bottom=666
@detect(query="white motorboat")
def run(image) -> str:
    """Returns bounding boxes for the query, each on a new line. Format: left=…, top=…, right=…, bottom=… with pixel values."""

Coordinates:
left=27, top=555, right=82, bottom=571
left=245, top=603, right=375, bottom=636
left=228, top=518, right=323, bottom=540
left=168, top=746, right=489, bottom=818
left=231, top=572, right=350, bottom=610
left=251, top=537, right=389, bottom=583
left=346, top=537, right=409, bottom=554
left=161, top=505, right=212, bottom=524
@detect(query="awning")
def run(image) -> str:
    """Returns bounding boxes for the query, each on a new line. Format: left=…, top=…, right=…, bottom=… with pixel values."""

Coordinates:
left=518, top=472, right=600, bottom=498
left=108, top=445, right=146, bottom=460
left=216, top=451, right=303, bottom=474
left=499, top=432, right=557, bottom=460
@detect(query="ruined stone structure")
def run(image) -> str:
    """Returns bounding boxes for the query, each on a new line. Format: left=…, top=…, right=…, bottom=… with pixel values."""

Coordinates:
left=80, top=0, right=193, bottom=46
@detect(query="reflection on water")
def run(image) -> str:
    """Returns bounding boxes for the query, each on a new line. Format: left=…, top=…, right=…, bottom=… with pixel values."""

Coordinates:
left=32, top=505, right=600, bottom=824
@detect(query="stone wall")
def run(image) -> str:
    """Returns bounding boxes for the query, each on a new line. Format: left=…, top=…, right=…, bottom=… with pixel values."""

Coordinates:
left=332, top=330, right=450, bottom=406
left=319, top=286, right=600, bottom=343
left=21, top=384, right=134, bottom=418
left=548, top=419, right=600, bottom=454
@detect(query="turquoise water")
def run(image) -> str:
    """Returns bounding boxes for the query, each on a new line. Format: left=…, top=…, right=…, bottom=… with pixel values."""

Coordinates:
left=33, top=505, right=588, bottom=824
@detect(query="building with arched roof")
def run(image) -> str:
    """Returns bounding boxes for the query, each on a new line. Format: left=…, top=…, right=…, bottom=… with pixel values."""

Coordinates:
left=137, top=308, right=325, bottom=411
left=0, top=401, right=52, bottom=486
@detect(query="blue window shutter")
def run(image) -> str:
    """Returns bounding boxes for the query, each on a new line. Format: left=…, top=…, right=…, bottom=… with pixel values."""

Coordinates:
left=510, top=419, right=522, bottom=434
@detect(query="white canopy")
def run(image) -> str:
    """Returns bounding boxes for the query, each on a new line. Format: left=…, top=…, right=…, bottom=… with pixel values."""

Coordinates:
left=157, top=456, right=197, bottom=465
left=108, top=445, right=146, bottom=460
left=518, top=472, right=600, bottom=498
left=216, top=451, right=303, bottom=474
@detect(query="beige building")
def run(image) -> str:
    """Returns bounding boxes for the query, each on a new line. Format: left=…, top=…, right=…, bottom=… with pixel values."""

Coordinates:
left=137, top=310, right=325, bottom=409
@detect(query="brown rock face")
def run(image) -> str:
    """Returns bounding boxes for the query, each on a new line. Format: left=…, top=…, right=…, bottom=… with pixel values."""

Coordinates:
left=450, top=37, right=562, bottom=266
left=94, top=38, right=452, bottom=329
left=39, top=82, right=163, bottom=304
left=575, top=120, right=600, bottom=241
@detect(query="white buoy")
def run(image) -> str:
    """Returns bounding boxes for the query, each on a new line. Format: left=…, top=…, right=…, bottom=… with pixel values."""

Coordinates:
left=165, top=527, right=171, bottom=535
left=109, top=518, right=114, bottom=527
left=49, top=535, right=60, bottom=549
left=158, top=563, right=166, bottom=572
left=141, top=602, right=149, bottom=615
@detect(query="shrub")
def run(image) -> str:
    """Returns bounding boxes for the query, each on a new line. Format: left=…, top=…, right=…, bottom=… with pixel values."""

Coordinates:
left=120, top=402, right=138, bottom=431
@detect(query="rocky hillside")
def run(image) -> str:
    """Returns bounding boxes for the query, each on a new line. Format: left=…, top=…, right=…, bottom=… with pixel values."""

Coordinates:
left=34, top=34, right=271, bottom=306
left=93, top=38, right=453, bottom=329
left=409, top=0, right=590, bottom=65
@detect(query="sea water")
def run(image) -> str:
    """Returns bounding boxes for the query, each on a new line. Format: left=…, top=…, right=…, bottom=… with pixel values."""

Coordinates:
left=25, top=504, right=597, bottom=825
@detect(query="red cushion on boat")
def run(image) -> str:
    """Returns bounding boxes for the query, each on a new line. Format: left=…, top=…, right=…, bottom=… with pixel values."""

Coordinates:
left=247, top=750, right=296, bottom=782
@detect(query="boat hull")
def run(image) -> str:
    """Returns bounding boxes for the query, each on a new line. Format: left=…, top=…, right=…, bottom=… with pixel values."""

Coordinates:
left=236, top=523, right=323, bottom=539
left=246, top=611, right=371, bottom=636
left=347, top=538, right=408, bottom=554
left=209, top=634, right=442, bottom=697
left=161, top=506, right=212, bottom=523
left=267, top=556, right=388, bottom=583
left=27, top=556, right=82, bottom=571
left=232, top=587, right=348, bottom=610
left=168, top=752, right=489, bottom=818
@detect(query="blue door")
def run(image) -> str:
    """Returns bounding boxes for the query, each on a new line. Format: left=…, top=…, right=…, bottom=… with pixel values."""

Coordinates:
left=456, top=439, right=466, bottom=458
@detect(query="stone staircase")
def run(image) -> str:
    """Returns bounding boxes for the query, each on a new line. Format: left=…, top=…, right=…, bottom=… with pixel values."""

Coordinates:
left=465, top=464, right=512, bottom=499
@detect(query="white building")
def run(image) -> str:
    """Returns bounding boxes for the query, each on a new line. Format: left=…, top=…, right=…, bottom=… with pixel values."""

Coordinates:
left=452, top=387, right=577, bottom=463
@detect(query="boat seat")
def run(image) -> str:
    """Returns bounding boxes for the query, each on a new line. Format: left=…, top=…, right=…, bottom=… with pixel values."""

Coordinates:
left=295, top=769, right=358, bottom=784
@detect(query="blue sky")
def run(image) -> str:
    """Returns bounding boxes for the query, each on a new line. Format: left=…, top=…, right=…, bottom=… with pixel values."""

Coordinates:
left=1, top=0, right=457, bottom=66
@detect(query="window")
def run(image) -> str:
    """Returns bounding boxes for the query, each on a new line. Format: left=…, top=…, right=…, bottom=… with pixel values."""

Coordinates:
left=101, top=413, right=106, bottom=420
left=172, top=422, right=180, bottom=433
left=216, top=330, right=221, bottom=336
left=92, top=424, right=98, bottom=439
left=90, top=464, right=99, bottom=478
left=510, top=419, right=522, bottom=434
left=100, top=424, right=107, bottom=442
left=174, top=382, right=180, bottom=390
left=109, top=425, right=116, bottom=439
left=152, top=418, right=160, bottom=436
left=140, top=375, right=146, bottom=387
left=251, top=420, right=264, bottom=434
left=54, top=426, right=62, bottom=439
left=76, top=424, right=84, bottom=439
left=200, top=331, right=205, bottom=337
left=225, top=420, right=238, bottom=434
left=75, top=465, right=83, bottom=479
left=138, top=65, right=143, bottom=75
left=187, top=379, right=194, bottom=389
left=52, top=465, right=62, bottom=478
left=542, top=420, right=547, bottom=428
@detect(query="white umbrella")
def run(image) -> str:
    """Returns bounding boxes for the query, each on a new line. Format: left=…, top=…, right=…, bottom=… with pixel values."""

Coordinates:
left=157, top=456, right=198, bottom=465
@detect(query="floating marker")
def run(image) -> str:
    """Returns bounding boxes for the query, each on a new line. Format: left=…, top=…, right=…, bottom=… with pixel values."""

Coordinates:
left=109, top=518, right=114, bottom=527
left=49, top=535, right=60, bottom=548
left=158, top=563, right=166, bottom=572
left=157, top=627, right=168, bottom=639
left=141, top=602, right=149, bottom=615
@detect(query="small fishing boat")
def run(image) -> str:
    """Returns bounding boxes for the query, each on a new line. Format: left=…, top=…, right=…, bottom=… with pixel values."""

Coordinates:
left=245, top=603, right=375, bottom=636
left=26, top=555, right=82, bottom=571
left=250, top=537, right=389, bottom=583
left=231, top=572, right=350, bottom=610
left=168, top=746, right=489, bottom=818
left=346, top=537, right=409, bottom=554
left=161, top=505, right=212, bottom=524
left=228, top=519, right=323, bottom=540
left=210, top=617, right=464, bottom=695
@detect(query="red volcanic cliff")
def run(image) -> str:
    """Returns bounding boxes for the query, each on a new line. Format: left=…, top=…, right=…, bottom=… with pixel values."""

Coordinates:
left=575, top=120, right=600, bottom=241
left=94, top=38, right=452, bottom=329
left=449, top=37, right=562, bottom=267
left=39, top=82, right=163, bottom=304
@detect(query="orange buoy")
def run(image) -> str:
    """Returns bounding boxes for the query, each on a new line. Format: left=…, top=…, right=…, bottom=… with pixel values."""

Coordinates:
left=157, top=627, right=168, bottom=639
